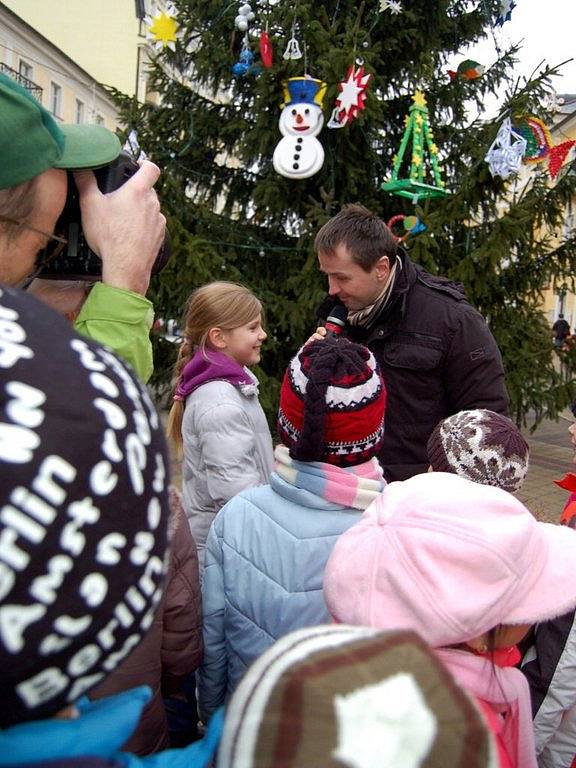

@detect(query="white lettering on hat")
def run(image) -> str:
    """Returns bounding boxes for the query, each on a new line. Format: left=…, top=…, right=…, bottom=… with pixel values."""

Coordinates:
left=0, top=526, right=31, bottom=570
left=134, top=410, right=151, bottom=445
left=102, top=429, right=123, bottom=462
left=54, top=614, right=92, bottom=637
left=130, top=531, right=155, bottom=566
left=97, top=617, right=119, bottom=650
left=94, top=398, right=127, bottom=430
left=102, top=633, right=140, bottom=672
left=70, top=339, right=106, bottom=372
left=97, top=532, right=126, bottom=565
left=29, top=554, right=73, bottom=604
left=153, top=454, right=166, bottom=495
left=0, top=505, right=44, bottom=545
left=125, top=586, right=147, bottom=613
left=60, top=497, right=100, bottom=557
left=33, top=456, right=76, bottom=506
left=0, top=562, right=14, bottom=602
left=11, top=486, right=57, bottom=525
left=90, top=461, right=119, bottom=495
left=138, top=555, right=164, bottom=597
left=0, top=422, right=40, bottom=462
left=0, top=602, right=46, bottom=652
left=80, top=573, right=108, bottom=608
left=39, top=632, right=72, bottom=656
left=6, top=381, right=45, bottom=428
left=0, top=313, right=33, bottom=369
left=67, top=643, right=101, bottom=677
left=89, top=372, right=119, bottom=398
left=126, top=433, right=146, bottom=495
left=147, top=497, right=161, bottom=530
left=67, top=671, right=104, bottom=702
left=16, top=666, right=69, bottom=708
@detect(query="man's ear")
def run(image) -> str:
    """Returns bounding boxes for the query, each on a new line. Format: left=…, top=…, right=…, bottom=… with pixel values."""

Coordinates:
left=207, top=327, right=227, bottom=350
left=375, top=255, right=391, bottom=282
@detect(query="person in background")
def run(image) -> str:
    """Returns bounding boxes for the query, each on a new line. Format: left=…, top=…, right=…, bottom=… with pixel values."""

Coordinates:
left=198, top=335, right=386, bottom=723
left=427, top=408, right=529, bottom=493
left=0, top=72, right=165, bottom=381
left=218, top=625, right=497, bottom=768
left=324, top=472, right=576, bottom=767
left=167, top=281, right=274, bottom=569
left=314, top=203, right=509, bottom=482
left=0, top=285, right=220, bottom=767
left=552, top=314, right=570, bottom=349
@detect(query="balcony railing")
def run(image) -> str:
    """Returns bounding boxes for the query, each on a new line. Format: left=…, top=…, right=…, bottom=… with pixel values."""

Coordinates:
left=0, top=63, right=43, bottom=102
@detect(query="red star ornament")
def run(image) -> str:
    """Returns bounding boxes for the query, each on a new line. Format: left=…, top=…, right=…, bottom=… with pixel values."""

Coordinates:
left=548, top=140, right=576, bottom=180
left=335, top=65, right=371, bottom=125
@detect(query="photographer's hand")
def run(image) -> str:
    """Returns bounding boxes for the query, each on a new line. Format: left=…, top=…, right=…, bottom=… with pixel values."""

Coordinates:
left=74, top=161, right=166, bottom=296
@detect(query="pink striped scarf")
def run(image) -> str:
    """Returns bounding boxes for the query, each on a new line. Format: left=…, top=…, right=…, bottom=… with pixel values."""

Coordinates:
left=274, top=444, right=385, bottom=510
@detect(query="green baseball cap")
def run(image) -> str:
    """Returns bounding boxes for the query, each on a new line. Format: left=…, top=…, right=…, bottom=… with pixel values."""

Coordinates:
left=0, top=72, right=121, bottom=190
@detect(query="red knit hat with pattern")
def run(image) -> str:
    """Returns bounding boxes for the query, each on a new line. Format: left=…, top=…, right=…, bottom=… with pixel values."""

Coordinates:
left=277, top=336, right=386, bottom=467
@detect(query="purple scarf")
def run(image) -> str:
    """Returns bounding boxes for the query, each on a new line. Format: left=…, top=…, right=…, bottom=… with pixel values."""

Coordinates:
left=174, top=349, right=255, bottom=401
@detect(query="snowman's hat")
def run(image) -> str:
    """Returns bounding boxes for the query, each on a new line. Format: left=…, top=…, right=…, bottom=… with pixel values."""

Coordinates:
left=282, top=76, right=327, bottom=109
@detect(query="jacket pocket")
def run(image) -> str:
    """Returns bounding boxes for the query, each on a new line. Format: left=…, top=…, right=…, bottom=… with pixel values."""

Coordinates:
left=382, top=341, right=443, bottom=371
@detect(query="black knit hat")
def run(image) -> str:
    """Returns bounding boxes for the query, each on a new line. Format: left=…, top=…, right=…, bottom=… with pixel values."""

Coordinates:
left=0, top=286, right=170, bottom=726
left=277, top=336, right=386, bottom=467
left=427, top=409, right=529, bottom=492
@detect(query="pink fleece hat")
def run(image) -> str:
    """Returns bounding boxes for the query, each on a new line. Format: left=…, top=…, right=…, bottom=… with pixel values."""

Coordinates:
left=324, top=472, right=576, bottom=647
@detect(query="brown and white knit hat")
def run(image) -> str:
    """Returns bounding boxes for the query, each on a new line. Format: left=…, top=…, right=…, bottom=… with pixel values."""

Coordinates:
left=0, top=286, right=170, bottom=726
left=218, top=624, right=497, bottom=768
left=427, top=409, right=529, bottom=493
left=277, top=336, right=386, bottom=467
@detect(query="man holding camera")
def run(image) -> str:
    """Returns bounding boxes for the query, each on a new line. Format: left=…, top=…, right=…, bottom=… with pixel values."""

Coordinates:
left=0, top=73, right=165, bottom=381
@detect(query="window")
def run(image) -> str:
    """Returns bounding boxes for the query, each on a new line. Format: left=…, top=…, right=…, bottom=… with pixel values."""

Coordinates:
left=94, top=113, right=105, bottom=126
left=50, top=82, right=62, bottom=118
left=75, top=98, right=84, bottom=124
left=19, top=59, right=33, bottom=81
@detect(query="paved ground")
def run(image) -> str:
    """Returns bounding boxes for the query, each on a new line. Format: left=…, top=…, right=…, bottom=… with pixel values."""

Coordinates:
left=517, top=415, right=573, bottom=523
left=166, top=414, right=574, bottom=525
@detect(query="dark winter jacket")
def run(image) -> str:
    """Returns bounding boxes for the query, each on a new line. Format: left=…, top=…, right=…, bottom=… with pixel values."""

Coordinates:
left=319, top=251, right=509, bottom=481
left=90, top=491, right=203, bottom=755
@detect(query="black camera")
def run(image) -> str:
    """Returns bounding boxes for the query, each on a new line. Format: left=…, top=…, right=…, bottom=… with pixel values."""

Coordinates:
left=37, top=151, right=171, bottom=279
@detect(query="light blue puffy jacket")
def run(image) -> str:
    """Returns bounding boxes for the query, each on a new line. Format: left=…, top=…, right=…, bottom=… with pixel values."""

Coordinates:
left=197, top=473, right=362, bottom=722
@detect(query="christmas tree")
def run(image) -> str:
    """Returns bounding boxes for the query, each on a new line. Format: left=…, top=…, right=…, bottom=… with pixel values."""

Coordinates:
left=111, top=0, right=576, bottom=426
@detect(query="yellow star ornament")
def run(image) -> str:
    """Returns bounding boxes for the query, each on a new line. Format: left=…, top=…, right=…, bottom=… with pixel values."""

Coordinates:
left=146, top=9, right=179, bottom=51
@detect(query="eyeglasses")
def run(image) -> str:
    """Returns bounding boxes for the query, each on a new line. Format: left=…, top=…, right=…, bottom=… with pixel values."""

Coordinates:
left=0, top=214, right=69, bottom=287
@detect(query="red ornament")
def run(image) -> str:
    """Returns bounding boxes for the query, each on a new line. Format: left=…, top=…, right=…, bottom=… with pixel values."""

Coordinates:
left=548, top=140, right=576, bottom=180
left=335, top=65, right=371, bottom=125
left=259, top=30, right=273, bottom=68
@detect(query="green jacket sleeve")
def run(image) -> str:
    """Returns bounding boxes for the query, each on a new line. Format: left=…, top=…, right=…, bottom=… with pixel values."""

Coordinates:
left=74, top=282, right=154, bottom=382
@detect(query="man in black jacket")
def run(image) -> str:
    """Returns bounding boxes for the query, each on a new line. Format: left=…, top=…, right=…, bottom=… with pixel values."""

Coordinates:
left=315, top=203, right=509, bottom=482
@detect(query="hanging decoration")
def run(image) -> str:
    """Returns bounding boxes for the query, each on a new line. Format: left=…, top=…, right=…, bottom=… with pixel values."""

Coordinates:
left=387, top=214, right=427, bottom=242
left=327, top=65, right=371, bottom=129
left=543, top=90, right=565, bottom=115
left=273, top=76, right=327, bottom=179
left=447, top=59, right=485, bottom=81
left=145, top=3, right=179, bottom=51
left=123, top=130, right=147, bottom=162
left=234, top=3, right=255, bottom=32
left=381, top=91, right=448, bottom=202
left=515, top=115, right=576, bottom=180
left=379, top=0, right=403, bottom=13
left=232, top=35, right=259, bottom=77
left=283, top=22, right=303, bottom=60
left=260, top=30, right=273, bottom=68
left=484, top=117, right=527, bottom=179
left=495, top=0, right=516, bottom=26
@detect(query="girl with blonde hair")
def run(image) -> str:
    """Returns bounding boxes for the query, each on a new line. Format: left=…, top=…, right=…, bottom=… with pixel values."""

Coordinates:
left=168, top=281, right=274, bottom=568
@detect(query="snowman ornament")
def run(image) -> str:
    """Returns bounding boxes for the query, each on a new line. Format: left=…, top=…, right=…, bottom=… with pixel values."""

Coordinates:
left=273, top=77, right=327, bottom=179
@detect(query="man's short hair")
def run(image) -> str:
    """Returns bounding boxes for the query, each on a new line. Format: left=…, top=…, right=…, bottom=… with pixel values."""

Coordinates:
left=0, top=177, right=37, bottom=241
left=314, top=203, right=398, bottom=272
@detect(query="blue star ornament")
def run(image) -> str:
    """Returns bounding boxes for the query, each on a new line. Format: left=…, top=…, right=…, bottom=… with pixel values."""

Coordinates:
left=495, top=0, right=516, bottom=26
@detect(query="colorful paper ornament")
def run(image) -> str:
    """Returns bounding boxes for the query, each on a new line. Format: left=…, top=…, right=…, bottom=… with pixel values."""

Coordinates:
left=495, top=0, right=516, bottom=26
left=543, top=90, right=565, bottom=115
left=123, top=130, right=147, bottom=162
left=145, top=3, right=179, bottom=51
left=379, top=0, right=403, bottom=13
left=329, top=65, right=371, bottom=127
left=515, top=115, right=576, bottom=180
left=484, top=118, right=527, bottom=180
left=387, top=214, right=427, bottom=242
left=447, top=59, right=485, bottom=81
left=273, top=76, right=326, bottom=179
left=260, top=30, right=273, bottom=68
left=381, top=91, right=448, bottom=202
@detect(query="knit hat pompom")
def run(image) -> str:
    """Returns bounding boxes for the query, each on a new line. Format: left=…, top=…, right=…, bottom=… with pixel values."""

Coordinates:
left=427, top=409, right=529, bottom=492
left=277, top=336, right=386, bottom=467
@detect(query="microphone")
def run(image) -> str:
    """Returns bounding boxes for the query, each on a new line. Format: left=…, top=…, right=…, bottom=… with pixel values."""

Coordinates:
left=324, top=304, right=348, bottom=337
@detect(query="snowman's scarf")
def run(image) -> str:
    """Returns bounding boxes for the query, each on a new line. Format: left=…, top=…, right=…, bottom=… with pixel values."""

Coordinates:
left=347, top=254, right=402, bottom=328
